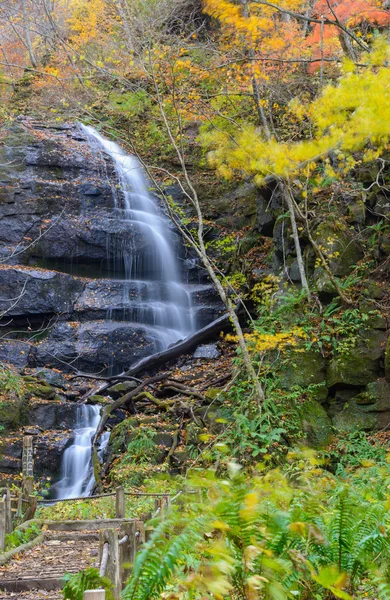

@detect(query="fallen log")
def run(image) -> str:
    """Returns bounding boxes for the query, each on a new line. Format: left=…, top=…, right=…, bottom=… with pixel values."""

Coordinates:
left=121, top=310, right=233, bottom=378
left=81, top=310, right=235, bottom=401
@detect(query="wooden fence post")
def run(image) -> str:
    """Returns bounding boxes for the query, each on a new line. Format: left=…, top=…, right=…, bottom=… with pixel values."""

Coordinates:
left=119, top=520, right=136, bottom=587
left=154, top=495, right=171, bottom=518
left=23, top=495, right=37, bottom=522
left=22, top=436, right=34, bottom=478
left=136, top=520, right=145, bottom=547
left=84, top=591, right=106, bottom=599
left=99, top=528, right=121, bottom=600
left=0, top=497, right=6, bottom=552
left=5, top=488, right=12, bottom=534
left=115, top=486, right=125, bottom=519
left=16, top=491, right=23, bottom=520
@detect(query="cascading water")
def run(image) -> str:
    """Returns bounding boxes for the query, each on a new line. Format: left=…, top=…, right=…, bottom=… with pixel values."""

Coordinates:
left=83, top=124, right=195, bottom=347
left=53, top=126, right=197, bottom=499
left=53, top=405, right=109, bottom=499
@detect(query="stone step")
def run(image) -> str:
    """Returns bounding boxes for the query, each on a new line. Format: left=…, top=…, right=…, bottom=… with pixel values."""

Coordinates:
left=0, top=576, right=63, bottom=592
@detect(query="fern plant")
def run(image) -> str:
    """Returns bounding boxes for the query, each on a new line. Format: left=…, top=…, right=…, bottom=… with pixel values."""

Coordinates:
left=62, top=567, right=114, bottom=600
left=121, top=458, right=390, bottom=599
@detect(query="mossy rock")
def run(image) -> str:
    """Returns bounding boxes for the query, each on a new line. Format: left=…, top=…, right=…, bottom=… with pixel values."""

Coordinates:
left=312, top=222, right=363, bottom=278
left=109, top=417, right=138, bottom=453
left=332, top=401, right=378, bottom=432
left=327, top=330, right=385, bottom=388
left=364, top=379, right=390, bottom=412
left=362, top=281, right=385, bottom=301
left=347, top=198, right=366, bottom=225
left=297, top=399, right=333, bottom=448
left=279, top=351, right=327, bottom=390
left=0, top=395, right=26, bottom=428
left=25, top=383, right=56, bottom=400
left=108, top=381, right=138, bottom=399
left=385, top=335, right=390, bottom=382
left=359, top=300, right=386, bottom=330
left=313, top=268, right=337, bottom=296
left=331, top=379, right=390, bottom=432
left=89, top=395, right=110, bottom=404
left=171, top=449, right=190, bottom=466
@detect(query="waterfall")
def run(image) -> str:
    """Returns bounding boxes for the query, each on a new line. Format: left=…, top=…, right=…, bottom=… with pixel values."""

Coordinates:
left=52, top=126, right=196, bottom=499
left=82, top=124, right=195, bottom=346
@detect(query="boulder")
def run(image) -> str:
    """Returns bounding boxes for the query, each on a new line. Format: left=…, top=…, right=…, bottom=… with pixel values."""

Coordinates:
left=33, top=431, right=74, bottom=477
left=0, top=392, right=25, bottom=428
left=327, top=329, right=386, bottom=388
left=256, top=180, right=283, bottom=237
left=27, top=401, right=79, bottom=430
left=0, top=340, right=30, bottom=369
left=312, top=222, right=363, bottom=278
left=205, top=183, right=258, bottom=229
left=26, top=382, right=56, bottom=400
left=373, top=194, right=390, bottom=217
left=0, top=266, right=84, bottom=316
left=30, top=368, right=67, bottom=389
left=297, top=399, right=333, bottom=448
left=332, top=401, right=378, bottom=432
left=385, top=335, right=390, bottom=382
left=279, top=350, right=327, bottom=390
left=331, top=379, right=390, bottom=432
left=193, top=344, right=220, bottom=359
left=273, top=218, right=295, bottom=260
left=29, top=320, right=159, bottom=374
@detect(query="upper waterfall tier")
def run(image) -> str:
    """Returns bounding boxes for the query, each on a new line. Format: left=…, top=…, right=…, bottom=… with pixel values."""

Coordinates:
left=0, top=119, right=224, bottom=374
left=81, top=124, right=194, bottom=346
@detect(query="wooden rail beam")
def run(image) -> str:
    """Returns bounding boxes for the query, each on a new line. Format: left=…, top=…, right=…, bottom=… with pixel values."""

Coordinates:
left=84, top=591, right=106, bottom=599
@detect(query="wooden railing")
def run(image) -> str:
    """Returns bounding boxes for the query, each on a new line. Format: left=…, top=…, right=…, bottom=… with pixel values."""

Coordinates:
left=82, top=518, right=146, bottom=600
left=0, top=436, right=184, bottom=598
left=0, top=485, right=37, bottom=551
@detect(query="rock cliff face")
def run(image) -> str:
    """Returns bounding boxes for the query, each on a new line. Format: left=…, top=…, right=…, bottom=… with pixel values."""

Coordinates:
left=0, top=119, right=223, bottom=375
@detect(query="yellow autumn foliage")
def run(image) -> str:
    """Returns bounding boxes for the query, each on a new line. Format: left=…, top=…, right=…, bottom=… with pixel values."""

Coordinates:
left=202, top=38, right=390, bottom=183
left=245, top=327, right=307, bottom=353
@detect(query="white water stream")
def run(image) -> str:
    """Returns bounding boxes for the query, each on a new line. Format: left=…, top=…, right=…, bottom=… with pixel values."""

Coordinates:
left=52, top=126, right=196, bottom=499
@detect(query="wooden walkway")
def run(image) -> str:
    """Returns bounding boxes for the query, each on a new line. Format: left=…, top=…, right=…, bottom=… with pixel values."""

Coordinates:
left=0, top=530, right=99, bottom=595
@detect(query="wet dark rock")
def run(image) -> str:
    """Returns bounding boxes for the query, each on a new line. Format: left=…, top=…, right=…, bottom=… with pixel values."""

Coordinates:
left=30, top=320, right=159, bottom=374
left=27, top=401, right=79, bottom=430
left=0, top=266, right=84, bottom=316
left=273, top=218, right=296, bottom=260
left=193, top=344, right=220, bottom=359
left=34, top=431, right=74, bottom=477
left=0, top=339, right=30, bottom=369
left=256, top=179, right=283, bottom=237
left=0, top=119, right=219, bottom=379
left=30, top=367, right=68, bottom=389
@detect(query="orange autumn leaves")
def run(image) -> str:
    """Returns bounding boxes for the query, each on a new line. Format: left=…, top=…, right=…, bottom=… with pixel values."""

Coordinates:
left=203, top=0, right=390, bottom=78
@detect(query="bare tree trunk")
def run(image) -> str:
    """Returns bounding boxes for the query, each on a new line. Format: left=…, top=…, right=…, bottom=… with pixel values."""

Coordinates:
left=21, top=0, right=37, bottom=67
left=114, top=0, right=134, bottom=53
left=281, top=182, right=311, bottom=301
left=241, top=0, right=271, bottom=137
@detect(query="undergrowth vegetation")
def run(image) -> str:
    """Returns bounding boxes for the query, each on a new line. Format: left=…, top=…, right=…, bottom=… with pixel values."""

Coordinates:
left=122, top=456, right=390, bottom=600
